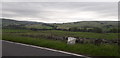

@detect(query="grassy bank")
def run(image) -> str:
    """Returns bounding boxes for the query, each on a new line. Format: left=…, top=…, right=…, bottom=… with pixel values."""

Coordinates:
left=3, top=33, right=119, bottom=56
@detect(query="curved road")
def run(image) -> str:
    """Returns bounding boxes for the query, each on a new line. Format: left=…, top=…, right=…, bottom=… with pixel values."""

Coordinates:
left=2, top=40, right=89, bottom=58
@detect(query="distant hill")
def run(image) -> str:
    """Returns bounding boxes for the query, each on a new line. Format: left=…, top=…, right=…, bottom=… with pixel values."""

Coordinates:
left=1, top=18, right=119, bottom=33
left=54, top=21, right=119, bottom=29
left=2, top=18, right=42, bottom=27
left=2, top=18, right=54, bottom=29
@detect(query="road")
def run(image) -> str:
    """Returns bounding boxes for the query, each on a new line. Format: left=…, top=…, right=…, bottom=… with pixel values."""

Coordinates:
left=2, top=40, right=88, bottom=58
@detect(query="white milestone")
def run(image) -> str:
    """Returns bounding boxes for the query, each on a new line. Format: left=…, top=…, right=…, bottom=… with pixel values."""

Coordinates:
left=67, top=37, right=76, bottom=45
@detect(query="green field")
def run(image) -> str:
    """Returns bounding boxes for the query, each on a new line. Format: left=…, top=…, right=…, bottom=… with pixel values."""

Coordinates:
left=3, top=29, right=119, bottom=40
left=25, top=24, right=53, bottom=29
left=2, top=29, right=120, bottom=57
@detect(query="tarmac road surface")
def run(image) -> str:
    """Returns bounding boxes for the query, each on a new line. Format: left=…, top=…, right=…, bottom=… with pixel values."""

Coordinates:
left=2, top=40, right=89, bottom=58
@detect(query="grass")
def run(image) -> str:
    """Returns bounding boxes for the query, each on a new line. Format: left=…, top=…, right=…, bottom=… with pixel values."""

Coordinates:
left=9, top=29, right=118, bottom=40
left=25, top=24, right=53, bottom=29
left=37, top=30, right=118, bottom=39
left=3, top=29, right=33, bottom=33
left=3, top=29, right=119, bottom=40
left=2, top=29, right=120, bottom=57
left=2, top=33, right=119, bottom=56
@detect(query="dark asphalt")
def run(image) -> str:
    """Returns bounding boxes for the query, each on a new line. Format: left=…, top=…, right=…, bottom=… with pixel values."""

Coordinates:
left=2, top=41, right=74, bottom=56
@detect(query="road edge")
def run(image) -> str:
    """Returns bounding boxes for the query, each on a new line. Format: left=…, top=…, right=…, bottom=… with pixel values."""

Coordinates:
left=2, top=40, right=90, bottom=58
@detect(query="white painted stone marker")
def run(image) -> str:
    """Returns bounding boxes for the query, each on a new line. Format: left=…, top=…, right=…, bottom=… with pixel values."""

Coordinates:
left=67, top=37, right=76, bottom=45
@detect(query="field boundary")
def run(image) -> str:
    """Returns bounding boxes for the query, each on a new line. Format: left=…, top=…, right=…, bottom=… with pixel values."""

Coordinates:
left=2, top=40, right=90, bottom=58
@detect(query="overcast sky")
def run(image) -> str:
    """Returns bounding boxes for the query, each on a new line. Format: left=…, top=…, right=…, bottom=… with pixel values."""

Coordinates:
left=2, top=2, right=118, bottom=23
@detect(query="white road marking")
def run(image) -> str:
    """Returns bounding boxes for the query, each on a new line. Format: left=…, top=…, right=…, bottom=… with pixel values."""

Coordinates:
left=2, top=40, right=91, bottom=58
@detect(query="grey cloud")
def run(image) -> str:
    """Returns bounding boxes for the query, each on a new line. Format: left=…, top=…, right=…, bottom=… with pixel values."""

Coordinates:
left=2, top=2, right=118, bottom=23
left=2, top=0, right=119, bottom=2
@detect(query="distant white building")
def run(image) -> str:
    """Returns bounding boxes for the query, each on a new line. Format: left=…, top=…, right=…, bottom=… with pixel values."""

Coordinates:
left=67, top=37, right=76, bottom=45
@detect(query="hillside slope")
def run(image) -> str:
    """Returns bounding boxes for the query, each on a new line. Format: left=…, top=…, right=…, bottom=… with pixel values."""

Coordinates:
left=1, top=18, right=119, bottom=32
